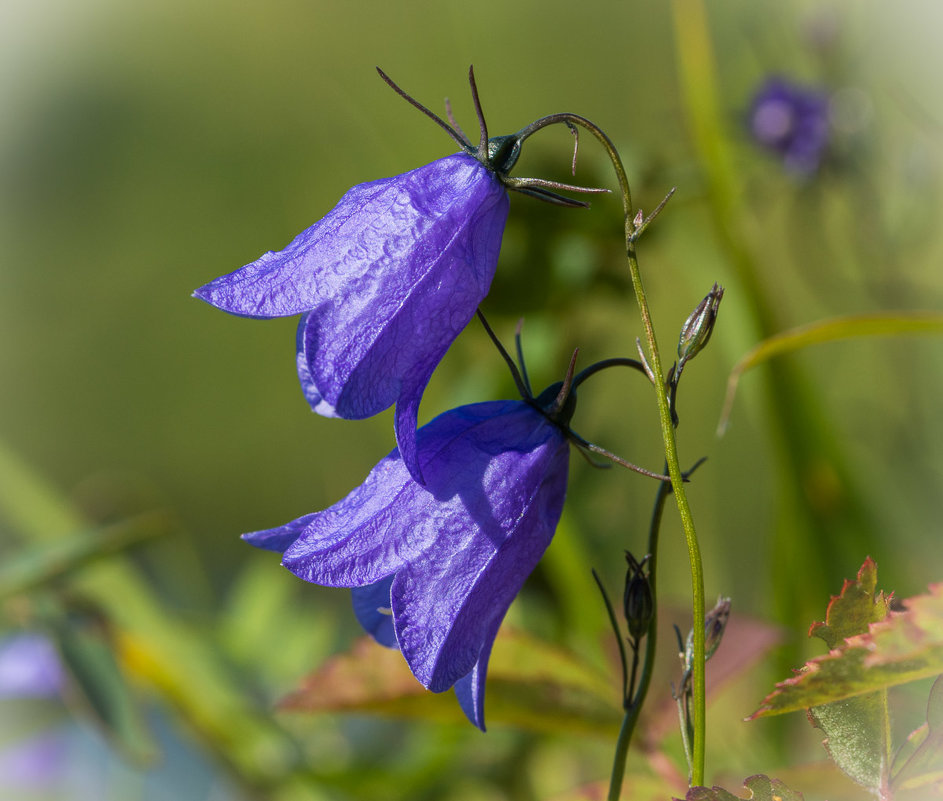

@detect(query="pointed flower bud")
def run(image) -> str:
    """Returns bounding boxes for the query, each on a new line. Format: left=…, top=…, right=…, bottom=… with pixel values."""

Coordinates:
left=622, top=552, right=653, bottom=641
left=677, top=283, right=724, bottom=369
left=703, top=596, right=732, bottom=662
left=683, top=596, right=732, bottom=672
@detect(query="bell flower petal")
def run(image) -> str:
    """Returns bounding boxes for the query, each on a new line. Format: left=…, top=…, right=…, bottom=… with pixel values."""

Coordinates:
left=243, top=399, right=570, bottom=729
left=195, top=153, right=510, bottom=481
left=351, top=577, right=398, bottom=649
left=453, top=615, right=501, bottom=731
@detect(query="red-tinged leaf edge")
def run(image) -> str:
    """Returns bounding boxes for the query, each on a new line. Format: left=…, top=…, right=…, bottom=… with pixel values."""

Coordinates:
left=674, top=774, right=805, bottom=801
left=809, top=557, right=891, bottom=649
left=751, top=562, right=943, bottom=718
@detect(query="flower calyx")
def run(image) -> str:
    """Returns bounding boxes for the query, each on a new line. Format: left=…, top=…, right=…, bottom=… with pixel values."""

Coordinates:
left=476, top=311, right=670, bottom=482
left=376, top=66, right=607, bottom=208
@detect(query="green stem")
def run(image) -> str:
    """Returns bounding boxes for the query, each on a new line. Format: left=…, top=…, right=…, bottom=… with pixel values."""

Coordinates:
left=519, top=109, right=707, bottom=787
left=624, top=238, right=706, bottom=784
left=606, top=473, right=674, bottom=801
left=607, top=712, right=636, bottom=801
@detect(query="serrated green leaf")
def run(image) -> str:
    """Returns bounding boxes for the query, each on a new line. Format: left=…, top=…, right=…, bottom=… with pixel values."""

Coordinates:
left=718, top=312, right=943, bottom=435
left=809, top=557, right=889, bottom=648
left=280, top=629, right=619, bottom=735
left=803, top=560, right=892, bottom=792
left=753, top=571, right=943, bottom=716
left=675, top=774, right=805, bottom=801
left=892, top=675, right=943, bottom=797
left=864, top=585, right=943, bottom=667
left=809, top=692, right=887, bottom=792
left=680, top=787, right=740, bottom=801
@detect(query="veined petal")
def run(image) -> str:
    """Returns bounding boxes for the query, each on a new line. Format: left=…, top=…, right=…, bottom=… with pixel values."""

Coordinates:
left=242, top=513, right=315, bottom=554
left=290, top=154, right=509, bottom=473
left=351, top=576, right=398, bottom=649
left=295, top=314, right=335, bottom=416
left=391, top=406, right=570, bottom=692
left=197, top=152, right=509, bottom=473
left=193, top=175, right=396, bottom=318
left=280, top=401, right=531, bottom=587
left=453, top=615, right=502, bottom=731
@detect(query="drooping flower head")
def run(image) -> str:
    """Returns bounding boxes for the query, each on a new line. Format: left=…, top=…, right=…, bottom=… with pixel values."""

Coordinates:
left=748, top=76, right=831, bottom=175
left=244, top=318, right=664, bottom=729
left=247, top=397, right=569, bottom=730
left=194, top=68, right=603, bottom=483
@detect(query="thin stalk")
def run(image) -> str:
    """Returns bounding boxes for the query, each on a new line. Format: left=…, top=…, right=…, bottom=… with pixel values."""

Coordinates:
left=606, top=471, right=673, bottom=801
left=592, top=569, right=629, bottom=705
left=626, top=641, right=641, bottom=705
left=518, top=112, right=707, bottom=785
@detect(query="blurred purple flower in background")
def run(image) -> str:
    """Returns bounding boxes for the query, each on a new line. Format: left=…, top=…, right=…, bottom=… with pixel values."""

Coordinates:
left=195, top=152, right=509, bottom=484
left=0, top=633, right=65, bottom=699
left=748, top=77, right=831, bottom=175
left=0, top=633, right=68, bottom=793
left=244, top=398, right=571, bottom=730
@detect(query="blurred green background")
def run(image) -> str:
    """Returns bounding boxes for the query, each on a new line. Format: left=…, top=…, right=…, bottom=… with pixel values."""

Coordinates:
left=2, top=0, right=942, bottom=799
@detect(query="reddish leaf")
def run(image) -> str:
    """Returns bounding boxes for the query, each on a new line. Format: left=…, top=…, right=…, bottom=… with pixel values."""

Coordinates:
left=674, top=774, right=804, bottom=801
left=753, top=576, right=943, bottom=717
left=279, top=627, right=619, bottom=734
left=809, top=557, right=890, bottom=649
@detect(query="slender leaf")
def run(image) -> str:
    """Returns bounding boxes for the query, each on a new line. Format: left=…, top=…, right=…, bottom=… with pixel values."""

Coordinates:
left=0, top=438, right=302, bottom=787
left=41, top=601, right=158, bottom=765
left=718, top=313, right=943, bottom=434
left=0, top=512, right=170, bottom=601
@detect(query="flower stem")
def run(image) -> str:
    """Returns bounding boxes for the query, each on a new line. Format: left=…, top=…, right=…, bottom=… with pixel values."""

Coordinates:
left=606, top=470, right=673, bottom=800
left=519, top=110, right=707, bottom=787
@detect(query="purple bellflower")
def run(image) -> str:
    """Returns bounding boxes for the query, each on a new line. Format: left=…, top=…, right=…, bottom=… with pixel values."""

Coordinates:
left=246, top=397, right=569, bottom=730
left=195, top=68, right=602, bottom=483
left=748, top=76, right=830, bottom=175
left=243, top=319, right=664, bottom=729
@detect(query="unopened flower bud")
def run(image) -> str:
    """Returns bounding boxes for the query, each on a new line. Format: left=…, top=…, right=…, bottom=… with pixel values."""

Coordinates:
left=623, top=552, right=653, bottom=641
left=684, top=596, right=731, bottom=671
left=678, top=284, right=724, bottom=367
left=703, top=596, right=731, bottom=661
